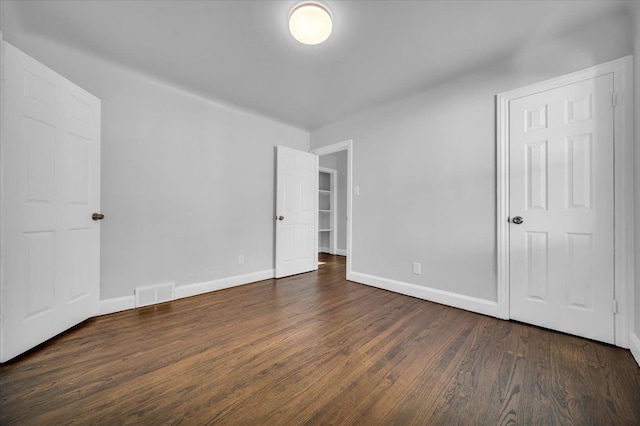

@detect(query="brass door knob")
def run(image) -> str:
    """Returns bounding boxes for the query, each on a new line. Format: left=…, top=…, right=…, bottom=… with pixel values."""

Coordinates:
left=92, top=213, right=105, bottom=221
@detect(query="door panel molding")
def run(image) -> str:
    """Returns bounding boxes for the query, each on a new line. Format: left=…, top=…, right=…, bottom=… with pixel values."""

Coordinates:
left=496, top=56, right=634, bottom=348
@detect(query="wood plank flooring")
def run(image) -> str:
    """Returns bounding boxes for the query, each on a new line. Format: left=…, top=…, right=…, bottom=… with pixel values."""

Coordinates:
left=1, top=254, right=639, bottom=425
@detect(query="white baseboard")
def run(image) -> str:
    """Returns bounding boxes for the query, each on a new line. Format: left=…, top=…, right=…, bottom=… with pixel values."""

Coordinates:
left=318, top=247, right=331, bottom=254
left=97, top=269, right=274, bottom=317
left=349, top=271, right=498, bottom=317
left=336, top=249, right=347, bottom=256
left=174, top=269, right=274, bottom=300
left=630, top=332, right=640, bottom=368
left=99, top=295, right=135, bottom=316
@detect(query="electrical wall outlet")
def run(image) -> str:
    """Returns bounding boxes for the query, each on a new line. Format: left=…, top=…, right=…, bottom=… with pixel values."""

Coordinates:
left=238, top=255, right=245, bottom=265
left=412, top=262, right=421, bottom=275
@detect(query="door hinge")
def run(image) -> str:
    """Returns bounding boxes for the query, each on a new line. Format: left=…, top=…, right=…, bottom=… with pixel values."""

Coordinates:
left=611, top=92, right=617, bottom=108
left=612, top=300, right=618, bottom=314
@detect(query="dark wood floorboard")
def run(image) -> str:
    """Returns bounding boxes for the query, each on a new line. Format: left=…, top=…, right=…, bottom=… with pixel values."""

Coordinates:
left=1, top=254, right=639, bottom=425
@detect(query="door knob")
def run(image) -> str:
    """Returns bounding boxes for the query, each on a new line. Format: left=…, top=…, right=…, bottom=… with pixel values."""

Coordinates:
left=512, top=216, right=524, bottom=224
left=277, top=215, right=285, bottom=221
left=92, top=213, right=105, bottom=221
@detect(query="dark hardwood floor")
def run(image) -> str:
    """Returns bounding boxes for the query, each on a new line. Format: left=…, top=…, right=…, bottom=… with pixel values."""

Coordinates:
left=1, top=254, right=639, bottom=425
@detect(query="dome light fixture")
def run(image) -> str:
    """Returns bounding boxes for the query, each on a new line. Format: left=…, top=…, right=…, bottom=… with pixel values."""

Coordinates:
left=289, top=2, right=333, bottom=45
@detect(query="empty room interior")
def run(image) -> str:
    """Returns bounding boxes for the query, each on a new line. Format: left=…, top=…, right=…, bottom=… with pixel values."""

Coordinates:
left=1, top=0, right=640, bottom=424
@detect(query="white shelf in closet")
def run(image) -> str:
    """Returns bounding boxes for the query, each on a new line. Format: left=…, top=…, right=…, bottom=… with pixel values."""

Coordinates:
left=318, top=168, right=336, bottom=255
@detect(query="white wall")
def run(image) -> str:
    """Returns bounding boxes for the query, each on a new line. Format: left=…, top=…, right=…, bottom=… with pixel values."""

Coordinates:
left=633, top=3, right=640, bottom=348
left=335, top=151, right=348, bottom=253
left=311, top=11, right=633, bottom=302
left=319, top=151, right=348, bottom=253
left=319, top=154, right=337, bottom=170
left=2, top=33, right=309, bottom=300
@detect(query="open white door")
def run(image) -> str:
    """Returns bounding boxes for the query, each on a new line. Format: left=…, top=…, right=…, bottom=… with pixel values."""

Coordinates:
left=0, top=43, right=101, bottom=362
left=509, top=74, right=614, bottom=343
left=275, top=146, right=317, bottom=278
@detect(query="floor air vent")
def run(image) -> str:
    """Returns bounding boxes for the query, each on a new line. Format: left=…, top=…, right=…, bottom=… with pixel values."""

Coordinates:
left=135, top=282, right=175, bottom=308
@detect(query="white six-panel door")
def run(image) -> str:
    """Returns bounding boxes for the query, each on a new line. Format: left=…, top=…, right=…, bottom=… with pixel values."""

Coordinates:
left=509, top=74, right=614, bottom=343
left=1, top=43, right=101, bottom=362
left=275, top=146, right=317, bottom=278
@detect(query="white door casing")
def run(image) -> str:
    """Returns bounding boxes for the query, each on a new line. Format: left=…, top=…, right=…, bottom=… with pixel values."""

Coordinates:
left=0, top=43, right=101, bottom=362
left=497, top=56, right=635, bottom=348
left=509, top=74, right=614, bottom=343
left=275, top=146, right=317, bottom=278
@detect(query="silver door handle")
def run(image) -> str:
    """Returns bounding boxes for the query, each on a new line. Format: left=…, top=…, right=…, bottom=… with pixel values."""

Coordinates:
left=512, top=216, right=524, bottom=224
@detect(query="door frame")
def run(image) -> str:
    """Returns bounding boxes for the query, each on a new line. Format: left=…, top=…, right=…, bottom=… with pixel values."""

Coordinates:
left=311, top=140, right=353, bottom=279
left=0, top=31, right=5, bottom=339
left=496, top=56, right=634, bottom=348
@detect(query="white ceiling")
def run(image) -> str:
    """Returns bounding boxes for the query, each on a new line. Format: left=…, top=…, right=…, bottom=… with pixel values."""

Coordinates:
left=1, top=0, right=630, bottom=130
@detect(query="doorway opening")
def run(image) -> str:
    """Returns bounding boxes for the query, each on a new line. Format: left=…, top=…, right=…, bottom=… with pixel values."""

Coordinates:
left=311, top=140, right=353, bottom=279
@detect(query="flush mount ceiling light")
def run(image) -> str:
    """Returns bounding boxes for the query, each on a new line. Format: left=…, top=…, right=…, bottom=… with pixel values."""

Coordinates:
left=289, top=2, right=333, bottom=45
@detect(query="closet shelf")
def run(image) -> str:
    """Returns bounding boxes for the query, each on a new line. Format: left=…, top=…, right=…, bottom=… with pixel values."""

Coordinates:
left=319, top=169, right=335, bottom=253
